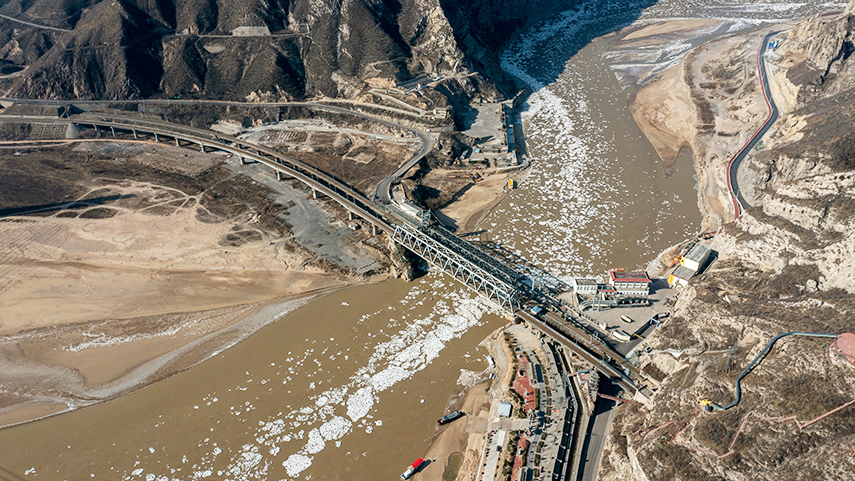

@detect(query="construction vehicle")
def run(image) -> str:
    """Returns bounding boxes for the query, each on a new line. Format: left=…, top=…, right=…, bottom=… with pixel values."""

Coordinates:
left=697, top=398, right=713, bottom=412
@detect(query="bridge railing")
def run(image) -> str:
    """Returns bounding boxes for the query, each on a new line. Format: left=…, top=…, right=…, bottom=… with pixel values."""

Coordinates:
left=393, top=223, right=521, bottom=311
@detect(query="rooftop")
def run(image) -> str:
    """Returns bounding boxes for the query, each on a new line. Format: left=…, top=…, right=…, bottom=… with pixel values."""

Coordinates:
left=684, top=243, right=712, bottom=262
left=609, top=270, right=651, bottom=283
left=672, top=265, right=696, bottom=281
left=498, top=401, right=512, bottom=418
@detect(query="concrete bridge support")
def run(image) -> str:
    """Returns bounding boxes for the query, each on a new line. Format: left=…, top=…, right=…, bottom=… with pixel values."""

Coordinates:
left=133, top=130, right=138, bottom=139
left=239, top=156, right=246, bottom=165
left=276, top=171, right=284, bottom=181
left=154, top=133, right=159, bottom=142
left=110, top=126, right=115, bottom=137
left=348, top=211, right=354, bottom=221
left=312, top=189, right=319, bottom=199
left=175, top=138, right=180, bottom=147
left=200, top=144, right=206, bottom=153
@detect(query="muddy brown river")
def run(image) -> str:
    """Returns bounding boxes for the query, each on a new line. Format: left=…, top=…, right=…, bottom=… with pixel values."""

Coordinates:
left=492, top=34, right=700, bottom=277
left=0, top=12, right=697, bottom=481
left=0, top=276, right=504, bottom=480
left=5, top=0, right=832, bottom=478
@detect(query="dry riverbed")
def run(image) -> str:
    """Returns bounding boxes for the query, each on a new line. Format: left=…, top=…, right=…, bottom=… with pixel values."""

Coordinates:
left=0, top=141, right=389, bottom=427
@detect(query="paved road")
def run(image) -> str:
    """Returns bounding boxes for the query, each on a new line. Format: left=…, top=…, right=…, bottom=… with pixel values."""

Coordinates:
left=576, top=380, right=619, bottom=481
left=0, top=13, right=70, bottom=33
left=373, top=129, right=434, bottom=204
left=727, top=31, right=779, bottom=218
left=517, top=311, right=638, bottom=395
left=0, top=95, right=436, bottom=206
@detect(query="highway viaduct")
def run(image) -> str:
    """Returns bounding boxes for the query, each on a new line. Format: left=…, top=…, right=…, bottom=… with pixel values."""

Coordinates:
left=0, top=111, right=652, bottom=396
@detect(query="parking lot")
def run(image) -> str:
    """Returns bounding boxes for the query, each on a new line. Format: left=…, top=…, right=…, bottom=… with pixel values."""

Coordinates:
left=579, top=278, right=678, bottom=340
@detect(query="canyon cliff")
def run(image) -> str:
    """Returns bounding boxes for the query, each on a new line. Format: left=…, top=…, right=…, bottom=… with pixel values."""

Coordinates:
left=0, top=0, right=579, bottom=101
left=606, top=3, right=855, bottom=480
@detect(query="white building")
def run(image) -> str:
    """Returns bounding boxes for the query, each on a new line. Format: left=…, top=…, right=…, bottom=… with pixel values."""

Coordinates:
left=668, top=244, right=713, bottom=288
left=608, top=270, right=651, bottom=297
left=682, top=244, right=711, bottom=272
left=571, top=278, right=598, bottom=296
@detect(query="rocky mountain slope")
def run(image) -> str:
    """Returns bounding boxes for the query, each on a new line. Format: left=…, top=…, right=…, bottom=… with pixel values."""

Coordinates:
left=0, top=0, right=579, bottom=102
left=604, top=3, right=855, bottom=480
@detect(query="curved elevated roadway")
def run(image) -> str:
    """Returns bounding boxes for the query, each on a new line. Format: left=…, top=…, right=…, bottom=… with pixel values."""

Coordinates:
left=0, top=96, right=436, bottom=205
left=2, top=113, right=397, bottom=235
left=2, top=108, right=647, bottom=396
left=726, top=31, right=779, bottom=218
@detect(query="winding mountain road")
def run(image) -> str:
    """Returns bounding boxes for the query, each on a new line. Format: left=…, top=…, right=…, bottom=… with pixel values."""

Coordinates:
left=726, top=31, right=779, bottom=218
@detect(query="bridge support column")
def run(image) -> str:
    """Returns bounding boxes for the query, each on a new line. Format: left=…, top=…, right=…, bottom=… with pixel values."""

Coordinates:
left=110, top=127, right=115, bottom=137
left=133, top=130, right=138, bottom=140
left=239, top=156, right=246, bottom=165
left=200, top=144, right=206, bottom=153
left=94, top=125, right=99, bottom=134
left=154, top=133, right=159, bottom=142
left=348, top=211, right=354, bottom=221
left=312, top=189, right=318, bottom=199
left=175, top=138, right=180, bottom=147
left=372, top=224, right=378, bottom=236
left=276, top=171, right=283, bottom=181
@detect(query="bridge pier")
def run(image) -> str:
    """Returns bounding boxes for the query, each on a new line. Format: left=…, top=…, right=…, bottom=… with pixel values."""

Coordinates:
left=239, top=156, right=246, bottom=165
left=372, top=224, right=378, bottom=236
left=348, top=211, right=354, bottom=221
left=175, top=138, right=180, bottom=147
left=200, top=144, right=206, bottom=153
left=154, top=133, right=159, bottom=142
left=110, top=126, right=115, bottom=137
left=312, top=189, right=319, bottom=199
left=133, top=130, right=138, bottom=140
left=276, top=171, right=284, bottom=181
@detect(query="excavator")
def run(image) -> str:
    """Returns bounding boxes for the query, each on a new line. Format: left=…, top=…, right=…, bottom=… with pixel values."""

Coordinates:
left=697, top=398, right=714, bottom=412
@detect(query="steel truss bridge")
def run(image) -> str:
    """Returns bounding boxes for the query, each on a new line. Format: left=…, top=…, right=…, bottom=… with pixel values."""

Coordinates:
left=0, top=111, right=647, bottom=394
left=393, top=223, right=522, bottom=311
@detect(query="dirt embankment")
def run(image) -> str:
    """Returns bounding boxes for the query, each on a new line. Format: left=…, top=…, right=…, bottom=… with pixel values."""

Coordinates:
left=0, top=141, right=387, bottom=427
left=628, top=24, right=770, bottom=230
left=602, top=9, right=855, bottom=481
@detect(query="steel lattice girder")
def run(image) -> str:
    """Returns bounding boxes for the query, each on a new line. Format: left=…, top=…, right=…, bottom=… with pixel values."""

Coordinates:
left=425, top=226, right=520, bottom=286
left=393, top=225, right=520, bottom=311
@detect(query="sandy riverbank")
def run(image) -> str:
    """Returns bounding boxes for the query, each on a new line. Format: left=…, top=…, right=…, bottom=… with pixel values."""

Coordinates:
left=417, top=324, right=520, bottom=481
left=437, top=171, right=518, bottom=233
left=619, top=18, right=776, bottom=228
left=0, top=142, right=388, bottom=428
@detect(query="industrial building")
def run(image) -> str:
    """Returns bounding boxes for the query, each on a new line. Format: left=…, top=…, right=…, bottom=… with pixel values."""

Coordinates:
left=607, top=270, right=651, bottom=297
left=668, top=243, right=713, bottom=288
left=570, top=278, right=598, bottom=296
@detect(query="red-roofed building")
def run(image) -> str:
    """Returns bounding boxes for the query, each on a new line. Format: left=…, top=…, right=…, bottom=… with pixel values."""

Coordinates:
left=608, top=270, right=651, bottom=297
left=834, top=333, right=855, bottom=361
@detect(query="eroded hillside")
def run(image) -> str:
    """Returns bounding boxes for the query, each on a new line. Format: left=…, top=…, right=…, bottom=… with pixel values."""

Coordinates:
left=606, top=3, right=855, bottom=480
left=0, top=0, right=579, bottom=102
